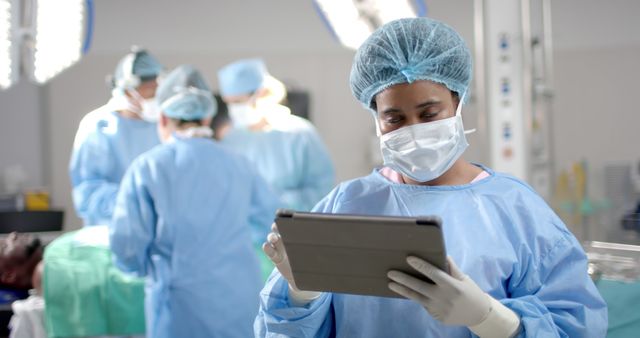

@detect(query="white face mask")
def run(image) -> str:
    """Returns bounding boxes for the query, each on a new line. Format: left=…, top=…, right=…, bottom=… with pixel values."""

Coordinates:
left=379, top=97, right=470, bottom=182
left=139, top=98, right=161, bottom=122
left=228, top=102, right=264, bottom=128
left=127, top=89, right=160, bottom=122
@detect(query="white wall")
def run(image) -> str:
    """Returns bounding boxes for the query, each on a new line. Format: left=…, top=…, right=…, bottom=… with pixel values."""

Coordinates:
left=0, top=82, right=45, bottom=191
left=552, top=46, right=640, bottom=202
left=551, top=0, right=640, bottom=50
left=550, top=0, right=640, bottom=217
left=2, top=0, right=640, bottom=232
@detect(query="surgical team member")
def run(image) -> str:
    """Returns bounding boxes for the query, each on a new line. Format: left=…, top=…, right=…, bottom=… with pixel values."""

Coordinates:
left=217, top=59, right=335, bottom=211
left=256, top=18, right=607, bottom=337
left=110, top=65, right=278, bottom=338
left=69, top=47, right=163, bottom=226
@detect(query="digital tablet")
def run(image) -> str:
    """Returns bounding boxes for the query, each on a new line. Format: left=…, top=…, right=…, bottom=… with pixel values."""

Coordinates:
left=274, top=209, right=448, bottom=298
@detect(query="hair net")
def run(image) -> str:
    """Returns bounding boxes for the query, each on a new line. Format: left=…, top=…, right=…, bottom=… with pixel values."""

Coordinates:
left=156, top=65, right=217, bottom=121
left=113, top=47, right=163, bottom=89
left=217, top=59, right=267, bottom=97
left=349, top=17, right=472, bottom=110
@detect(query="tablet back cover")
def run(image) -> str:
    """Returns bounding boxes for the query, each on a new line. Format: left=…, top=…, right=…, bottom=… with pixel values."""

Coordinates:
left=276, top=212, right=446, bottom=298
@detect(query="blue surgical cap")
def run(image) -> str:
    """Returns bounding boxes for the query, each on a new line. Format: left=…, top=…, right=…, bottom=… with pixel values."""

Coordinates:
left=113, top=48, right=163, bottom=89
left=217, top=59, right=267, bottom=97
left=156, top=65, right=217, bottom=121
left=114, top=47, right=162, bottom=88
left=350, top=17, right=472, bottom=110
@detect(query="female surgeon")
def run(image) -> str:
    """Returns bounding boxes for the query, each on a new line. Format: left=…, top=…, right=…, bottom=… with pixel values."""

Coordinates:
left=255, top=18, right=607, bottom=337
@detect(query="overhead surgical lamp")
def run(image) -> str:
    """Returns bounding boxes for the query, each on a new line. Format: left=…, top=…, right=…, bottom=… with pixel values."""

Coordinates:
left=0, top=0, right=93, bottom=90
left=313, top=0, right=427, bottom=50
left=0, top=0, right=19, bottom=89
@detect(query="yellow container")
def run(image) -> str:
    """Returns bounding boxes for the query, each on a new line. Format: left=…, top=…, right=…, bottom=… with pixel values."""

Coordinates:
left=24, top=191, right=50, bottom=211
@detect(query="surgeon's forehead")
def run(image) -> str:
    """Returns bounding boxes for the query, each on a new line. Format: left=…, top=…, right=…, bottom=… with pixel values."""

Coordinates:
left=0, top=238, right=10, bottom=260
left=0, top=241, right=9, bottom=265
left=223, top=94, right=253, bottom=104
left=375, top=81, right=451, bottom=106
left=137, top=79, right=158, bottom=90
left=0, top=234, right=21, bottom=256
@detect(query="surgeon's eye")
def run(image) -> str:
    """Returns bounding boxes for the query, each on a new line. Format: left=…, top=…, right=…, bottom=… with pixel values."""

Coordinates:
left=384, top=115, right=404, bottom=125
left=420, top=110, right=440, bottom=121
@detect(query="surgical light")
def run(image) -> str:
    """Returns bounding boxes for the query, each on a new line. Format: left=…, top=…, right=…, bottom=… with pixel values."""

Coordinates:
left=31, top=0, right=85, bottom=84
left=0, top=0, right=93, bottom=90
left=0, top=0, right=19, bottom=90
left=313, top=0, right=427, bottom=50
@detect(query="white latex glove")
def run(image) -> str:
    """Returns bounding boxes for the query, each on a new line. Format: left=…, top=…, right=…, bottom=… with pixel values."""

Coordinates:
left=388, top=256, right=520, bottom=337
left=262, top=223, right=322, bottom=306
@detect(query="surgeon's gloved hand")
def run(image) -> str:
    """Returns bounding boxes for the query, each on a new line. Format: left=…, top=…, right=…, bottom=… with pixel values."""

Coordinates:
left=262, top=223, right=322, bottom=306
left=388, top=256, right=520, bottom=338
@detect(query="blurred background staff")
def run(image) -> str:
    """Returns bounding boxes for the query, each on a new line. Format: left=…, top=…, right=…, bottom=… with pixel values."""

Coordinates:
left=217, top=59, right=336, bottom=212
left=69, top=47, right=163, bottom=226
left=109, top=65, right=278, bottom=338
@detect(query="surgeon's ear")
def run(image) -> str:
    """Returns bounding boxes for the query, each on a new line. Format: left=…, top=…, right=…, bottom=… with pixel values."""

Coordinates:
left=159, top=114, right=169, bottom=127
left=451, top=92, right=461, bottom=110
left=255, top=87, right=269, bottom=99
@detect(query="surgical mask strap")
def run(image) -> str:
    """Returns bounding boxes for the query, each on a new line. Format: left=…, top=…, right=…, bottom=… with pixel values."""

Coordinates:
left=247, top=91, right=261, bottom=108
left=374, top=113, right=382, bottom=137
left=128, top=88, right=143, bottom=101
left=457, top=93, right=476, bottom=135
left=126, top=88, right=145, bottom=113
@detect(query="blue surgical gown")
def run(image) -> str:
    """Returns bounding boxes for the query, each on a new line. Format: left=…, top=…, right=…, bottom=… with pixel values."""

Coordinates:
left=69, top=107, right=159, bottom=225
left=255, top=166, right=608, bottom=337
left=110, top=136, right=279, bottom=338
left=221, top=107, right=335, bottom=211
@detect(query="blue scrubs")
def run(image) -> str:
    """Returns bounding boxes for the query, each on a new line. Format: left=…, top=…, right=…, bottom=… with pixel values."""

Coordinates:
left=110, top=136, right=278, bottom=338
left=69, top=108, right=159, bottom=225
left=221, top=111, right=335, bottom=211
left=255, top=166, right=608, bottom=337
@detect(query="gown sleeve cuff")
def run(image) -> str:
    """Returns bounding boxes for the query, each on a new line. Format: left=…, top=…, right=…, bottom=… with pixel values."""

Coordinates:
left=288, top=285, right=323, bottom=307
left=469, top=295, right=521, bottom=338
